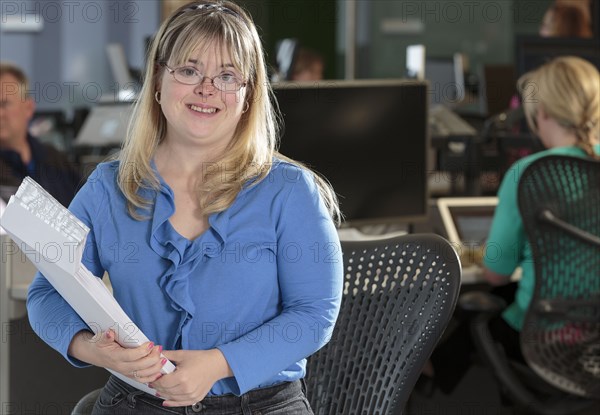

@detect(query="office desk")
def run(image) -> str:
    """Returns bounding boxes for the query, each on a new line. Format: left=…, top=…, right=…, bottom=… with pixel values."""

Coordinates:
left=461, top=264, right=522, bottom=285
left=462, top=264, right=486, bottom=285
left=338, top=222, right=517, bottom=286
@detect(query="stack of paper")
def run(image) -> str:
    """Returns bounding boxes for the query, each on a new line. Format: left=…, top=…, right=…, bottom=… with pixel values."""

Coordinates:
left=0, top=177, right=175, bottom=395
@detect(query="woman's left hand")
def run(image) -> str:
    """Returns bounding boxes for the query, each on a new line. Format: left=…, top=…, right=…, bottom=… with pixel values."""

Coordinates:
left=149, top=349, right=233, bottom=407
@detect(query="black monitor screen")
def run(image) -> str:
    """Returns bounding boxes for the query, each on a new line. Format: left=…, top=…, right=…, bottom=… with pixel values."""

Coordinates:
left=273, top=80, right=428, bottom=226
left=515, top=35, right=600, bottom=77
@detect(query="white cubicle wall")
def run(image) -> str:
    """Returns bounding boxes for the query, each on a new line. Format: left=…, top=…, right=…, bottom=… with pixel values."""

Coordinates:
left=0, top=235, right=110, bottom=410
left=0, top=235, right=37, bottom=407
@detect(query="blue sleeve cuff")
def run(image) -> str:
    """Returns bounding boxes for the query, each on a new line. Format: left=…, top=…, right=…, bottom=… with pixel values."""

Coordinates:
left=216, top=343, right=244, bottom=395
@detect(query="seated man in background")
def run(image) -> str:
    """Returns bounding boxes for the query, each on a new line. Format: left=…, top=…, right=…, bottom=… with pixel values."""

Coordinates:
left=0, top=62, right=81, bottom=206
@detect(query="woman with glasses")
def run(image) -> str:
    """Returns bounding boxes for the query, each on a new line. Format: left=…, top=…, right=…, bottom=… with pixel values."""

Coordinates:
left=27, top=1, right=342, bottom=413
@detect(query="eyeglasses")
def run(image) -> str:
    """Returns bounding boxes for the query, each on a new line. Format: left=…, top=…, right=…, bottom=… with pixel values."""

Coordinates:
left=161, top=63, right=247, bottom=92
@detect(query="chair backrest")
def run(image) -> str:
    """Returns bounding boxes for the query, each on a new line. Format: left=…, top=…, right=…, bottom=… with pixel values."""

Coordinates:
left=306, top=233, right=461, bottom=414
left=518, top=155, right=600, bottom=399
left=71, top=389, right=101, bottom=415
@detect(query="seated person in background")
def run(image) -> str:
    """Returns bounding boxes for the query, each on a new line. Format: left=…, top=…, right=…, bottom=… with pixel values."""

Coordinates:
left=422, top=57, right=599, bottom=396
left=539, top=3, right=593, bottom=38
left=0, top=62, right=81, bottom=206
left=290, top=47, right=324, bottom=81
left=483, top=56, right=599, bottom=360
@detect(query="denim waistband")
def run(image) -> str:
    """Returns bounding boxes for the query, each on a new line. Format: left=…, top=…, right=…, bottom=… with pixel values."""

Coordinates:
left=105, top=375, right=305, bottom=414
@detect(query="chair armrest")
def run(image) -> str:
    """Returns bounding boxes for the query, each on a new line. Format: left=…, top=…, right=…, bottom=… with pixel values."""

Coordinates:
left=539, top=209, right=600, bottom=247
left=458, top=291, right=506, bottom=313
left=71, top=389, right=102, bottom=415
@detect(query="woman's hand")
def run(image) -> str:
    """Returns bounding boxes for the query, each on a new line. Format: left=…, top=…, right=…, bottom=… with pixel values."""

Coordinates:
left=483, top=267, right=512, bottom=286
left=68, top=329, right=165, bottom=384
left=149, top=349, right=233, bottom=407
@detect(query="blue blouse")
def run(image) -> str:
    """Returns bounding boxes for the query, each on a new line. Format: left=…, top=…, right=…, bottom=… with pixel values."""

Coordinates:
left=27, top=159, right=343, bottom=396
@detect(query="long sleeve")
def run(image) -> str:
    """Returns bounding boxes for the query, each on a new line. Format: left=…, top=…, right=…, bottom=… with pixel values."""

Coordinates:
left=26, top=168, right=107, bottom=366
left=217, top=169, right=343, bottom=395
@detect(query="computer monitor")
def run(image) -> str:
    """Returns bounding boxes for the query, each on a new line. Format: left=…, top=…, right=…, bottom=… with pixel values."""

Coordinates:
left=425, top=54, right=465, bottom=105
left=28, top=110, right=68, bottom=151
left=273, top=80, right=429, bottom=226
left=515, top=35, right=600, bottom=77
left=437, top=197, right=498, bottom=247
left=106, top=43, right=139, bottom=100
left=74, top=103, right=133, bottom=148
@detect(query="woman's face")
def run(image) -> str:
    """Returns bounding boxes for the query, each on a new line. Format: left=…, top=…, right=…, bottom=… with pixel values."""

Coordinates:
left=158, top=43, right=247, bottom=154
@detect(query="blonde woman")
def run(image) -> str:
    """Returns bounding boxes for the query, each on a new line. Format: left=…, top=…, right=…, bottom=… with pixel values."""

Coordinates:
left=483, top=56, right=599, bottom=358
left=27, top=1, right=342, bottom=412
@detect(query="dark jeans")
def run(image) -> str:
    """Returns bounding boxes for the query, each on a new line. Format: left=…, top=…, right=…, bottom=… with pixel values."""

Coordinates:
left=91, top=375, right=313, bottom=415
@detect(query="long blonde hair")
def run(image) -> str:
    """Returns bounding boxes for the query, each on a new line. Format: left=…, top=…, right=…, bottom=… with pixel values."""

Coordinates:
left=518, top=56, right=599, bottom=158
left=118, top=0, right=340, bottom=223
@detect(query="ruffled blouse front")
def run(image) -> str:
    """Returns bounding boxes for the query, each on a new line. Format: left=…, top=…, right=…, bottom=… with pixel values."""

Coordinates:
left=149, top=175, right=228, bottom=348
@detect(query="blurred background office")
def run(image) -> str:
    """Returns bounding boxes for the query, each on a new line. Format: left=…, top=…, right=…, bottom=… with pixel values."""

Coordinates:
left=1, top=0, right=597, bottom=104
left=1, top=0, right=599, bottom=412
left=2, top=1, right=595, bottom=105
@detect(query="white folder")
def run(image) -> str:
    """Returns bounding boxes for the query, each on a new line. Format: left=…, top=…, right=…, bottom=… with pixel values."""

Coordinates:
left=0, top=177, right=175, bottom=395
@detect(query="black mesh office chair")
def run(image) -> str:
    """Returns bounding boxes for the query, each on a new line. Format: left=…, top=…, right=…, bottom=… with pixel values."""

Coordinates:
left=306, top=233, right=461, bottom=414
left=465, top=155, right=600, bottom=415
left=71, top=389, right=101, bottom=415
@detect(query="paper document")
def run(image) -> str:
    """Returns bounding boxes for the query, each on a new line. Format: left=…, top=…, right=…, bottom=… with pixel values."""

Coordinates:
left=0, top=177, right=175, bottom=395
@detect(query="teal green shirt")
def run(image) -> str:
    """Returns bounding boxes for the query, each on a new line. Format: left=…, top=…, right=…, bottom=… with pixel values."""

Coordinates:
left=484, top=144, right=600, bottom=331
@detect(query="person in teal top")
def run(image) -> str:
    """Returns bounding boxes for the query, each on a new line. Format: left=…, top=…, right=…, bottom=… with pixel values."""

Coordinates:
left=27, top=1, right=343, bottom=412
left=483, top=56, right=600, bottom=358
left=422, top=56, right=599, bottom=396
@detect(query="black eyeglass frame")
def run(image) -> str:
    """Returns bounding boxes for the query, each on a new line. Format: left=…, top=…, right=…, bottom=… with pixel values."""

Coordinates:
left=159, top=62, right=248, bottom=92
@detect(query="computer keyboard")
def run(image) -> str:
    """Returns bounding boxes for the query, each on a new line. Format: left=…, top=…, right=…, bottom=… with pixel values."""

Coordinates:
left=429, top=105, right=477, bottom=137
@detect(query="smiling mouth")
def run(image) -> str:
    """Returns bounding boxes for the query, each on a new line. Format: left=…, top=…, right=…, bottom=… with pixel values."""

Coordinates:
left=188, top=104, right=218, bottom=114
